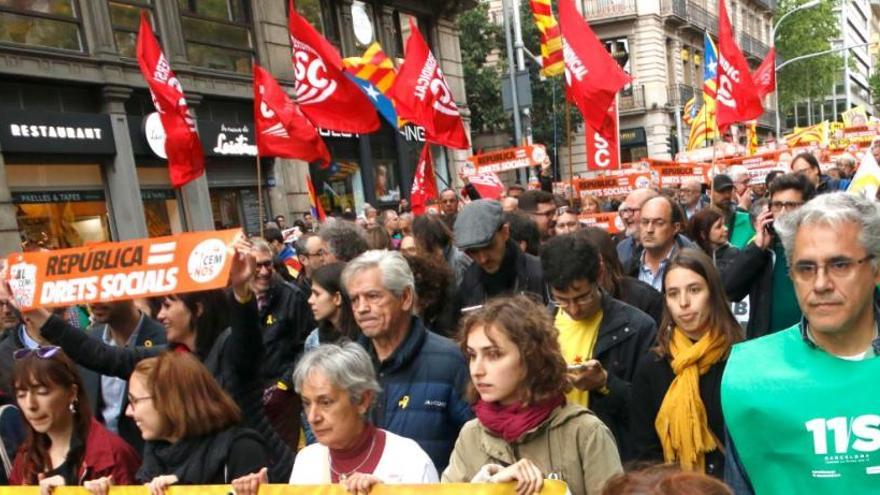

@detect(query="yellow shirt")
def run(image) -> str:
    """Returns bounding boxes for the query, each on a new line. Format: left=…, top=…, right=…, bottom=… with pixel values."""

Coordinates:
left=555, top=309, right=603, bottom=408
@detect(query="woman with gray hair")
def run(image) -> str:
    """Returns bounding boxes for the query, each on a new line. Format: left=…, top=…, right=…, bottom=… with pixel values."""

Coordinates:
left=231, top=343, right=438, bottom=495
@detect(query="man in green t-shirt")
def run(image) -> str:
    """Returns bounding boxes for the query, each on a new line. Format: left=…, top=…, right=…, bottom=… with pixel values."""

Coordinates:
left=722, top=193, right=880, bottom=494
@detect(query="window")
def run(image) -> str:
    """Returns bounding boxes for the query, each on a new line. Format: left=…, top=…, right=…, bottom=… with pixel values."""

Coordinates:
left=108, top=0, right=151, bottom=58
left=177, top=0, right=253, bottom=74
left=0, top=0, right=84, bottom=51
left=294, top=0, right=339, bottom=47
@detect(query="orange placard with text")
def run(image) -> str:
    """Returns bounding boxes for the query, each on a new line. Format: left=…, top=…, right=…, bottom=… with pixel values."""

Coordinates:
left=655, top=164, right=710, bottom=187
left=5, top=229, right=241, bottom=310
left=578, top=212, right=622, bottom=234
left=466, top=144, right=548, bottom=174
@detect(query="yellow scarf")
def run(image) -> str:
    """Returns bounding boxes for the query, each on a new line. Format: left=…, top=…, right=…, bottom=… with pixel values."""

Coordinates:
left=654, top=327, right=727, bottom=472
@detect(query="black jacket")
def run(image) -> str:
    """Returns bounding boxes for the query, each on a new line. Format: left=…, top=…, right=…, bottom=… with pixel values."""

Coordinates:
left=455, top=240, right=547, bottom=312
left=257, top=278, right=315, bottom=384
left=721, top=241, right=784, bottom=340
left=712, top=243, right=740, bottom=274
left=0, top=327, right=25, bottom=397
left=630, top=352, right=728, bottom=479
left=583, top=294, right=657, bottom=461
left=39, top=298, right=295, bottom=482
left=137, top=427, right=267, bottom=484
left=80, top=315, right=167, bottom=452
left=615, top=276, right=664, bottom=326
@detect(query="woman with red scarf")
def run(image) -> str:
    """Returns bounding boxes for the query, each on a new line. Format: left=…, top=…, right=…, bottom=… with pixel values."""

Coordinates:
left=443, top=295, right=623, bottom=495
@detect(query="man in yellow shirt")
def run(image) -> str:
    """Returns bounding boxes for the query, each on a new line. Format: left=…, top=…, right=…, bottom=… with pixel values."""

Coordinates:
left=541, top=232, right=657, bottom=462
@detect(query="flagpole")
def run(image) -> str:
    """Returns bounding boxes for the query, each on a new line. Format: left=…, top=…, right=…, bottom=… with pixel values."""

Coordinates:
left=566, top=98, right=574, bottom=208
left=616, top=93, right=622, bottom=170
left=256, top=152, right=264, bottom=237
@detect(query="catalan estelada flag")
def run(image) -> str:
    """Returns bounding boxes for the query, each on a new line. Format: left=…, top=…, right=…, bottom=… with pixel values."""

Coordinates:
left=529, top=0, right=564, bottom=77
left=687, top=33, right=720, bottom=150
left=343, top=42, right=400, bottom=128
left=306, top=173, right=326, bottom=222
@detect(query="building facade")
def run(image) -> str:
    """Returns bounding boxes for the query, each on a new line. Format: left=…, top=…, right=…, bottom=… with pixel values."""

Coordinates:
left=482, top=0, right=776, bottom=177
left=0, top=0, right=473, bottom=254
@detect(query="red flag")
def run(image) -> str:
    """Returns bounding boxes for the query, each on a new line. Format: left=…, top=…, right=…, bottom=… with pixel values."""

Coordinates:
left=390, top=20, right=470, bottom=150
left=410, top=144, right=439, bottom=215
left=558, top=0, right=632, bottom=136
left=136, top=13, right=203, bottom=188
left=288, top=1, right=379, bottom=134
left=716, top=0, right=764, bottom=130
left=253, top=64, right=330, bottom=164
left=467, top=172, right=506, bottom=200
left=586, top=101, right=620, bottom=170
left=752, top=47, right=776, bottom=99
left=306, top=173, right=326, bottom=222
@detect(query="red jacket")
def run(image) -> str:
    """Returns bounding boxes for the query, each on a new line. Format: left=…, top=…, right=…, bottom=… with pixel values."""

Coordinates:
left=10, top=418, right=141, bottom=485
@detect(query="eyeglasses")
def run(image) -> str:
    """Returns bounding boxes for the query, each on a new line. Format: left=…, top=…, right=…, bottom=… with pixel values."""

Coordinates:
left=550, top=287, right=599, bottom=308
left=529, top=209, right=556, bottom=219
left=127, top=394, right=153, bottom=408
left=619, top=207, right=639, bottom=216
left=14, top=346, right=60, bottom=360
left=255, top=260, right=273, bottom=270
left=304, top=249, right=327, bottom=258
left=769, top=201, right=804, bottom=211
left=790, top=255, right=875, bottom=282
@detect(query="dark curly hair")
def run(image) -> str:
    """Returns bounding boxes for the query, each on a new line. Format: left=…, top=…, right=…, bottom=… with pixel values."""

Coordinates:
left=403, top=253, right=452, bottom=326
left=458, top=295, right=570, bottom=405
left=540, top=232, right=602, bottom=290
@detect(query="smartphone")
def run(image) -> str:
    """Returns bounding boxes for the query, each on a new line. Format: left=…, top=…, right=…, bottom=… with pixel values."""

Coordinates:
left=765, top=220, right=775, bottom=235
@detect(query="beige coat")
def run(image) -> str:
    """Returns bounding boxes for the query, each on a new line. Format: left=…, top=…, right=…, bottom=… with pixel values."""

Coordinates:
left=441, top=403, right=623, bottom=495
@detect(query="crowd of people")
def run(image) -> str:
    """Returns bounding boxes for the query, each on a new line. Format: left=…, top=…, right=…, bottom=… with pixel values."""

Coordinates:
left=0, top=148, right=877, bottom=495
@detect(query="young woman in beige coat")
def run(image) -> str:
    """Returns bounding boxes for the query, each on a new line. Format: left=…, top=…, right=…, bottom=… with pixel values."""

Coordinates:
left=442, top=295, right=623, bottom=495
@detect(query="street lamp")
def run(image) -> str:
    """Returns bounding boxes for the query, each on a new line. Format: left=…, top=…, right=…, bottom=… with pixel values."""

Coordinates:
left=772, top=0, right=822, bottom=138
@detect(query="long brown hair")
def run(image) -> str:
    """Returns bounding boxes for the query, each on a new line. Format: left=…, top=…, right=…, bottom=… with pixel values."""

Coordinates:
left=687, top=207, right=726, bottom=255
left=131, top=353, right=240, bottom=441
left=655, top=248, right=744, bottom=357
left=13, top=348, right=92, bottom=484
left=458, top=295, right=570, bottom=405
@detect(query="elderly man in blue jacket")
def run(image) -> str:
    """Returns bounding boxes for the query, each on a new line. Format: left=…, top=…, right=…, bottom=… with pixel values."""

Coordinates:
left=343, top=250, right=473, bottom=473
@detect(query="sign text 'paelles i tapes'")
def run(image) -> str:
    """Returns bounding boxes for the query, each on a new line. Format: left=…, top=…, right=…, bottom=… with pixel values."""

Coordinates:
left=5, top=229, right=240, bottom=310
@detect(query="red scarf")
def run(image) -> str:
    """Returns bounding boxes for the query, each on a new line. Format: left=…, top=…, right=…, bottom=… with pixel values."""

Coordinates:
left=474, top=394, right=566, bottom=443
left=328, top=423, right=386, bottom=482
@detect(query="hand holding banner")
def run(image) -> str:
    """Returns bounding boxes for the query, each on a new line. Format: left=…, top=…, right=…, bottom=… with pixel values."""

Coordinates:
left=5, top=230, right=241, bottom=310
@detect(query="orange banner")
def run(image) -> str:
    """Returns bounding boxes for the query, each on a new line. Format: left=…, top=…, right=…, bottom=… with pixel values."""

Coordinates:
left=466, top=144, right=548, bottom=174
left=5, top=229, right=240, bottom=310
left=654, top=164, right=710, bottom=187
left=574, top=170, right=656, bottom=198
left=0, top=482, right=567, bottom=495
left=578, top=212, right=622, bottom=234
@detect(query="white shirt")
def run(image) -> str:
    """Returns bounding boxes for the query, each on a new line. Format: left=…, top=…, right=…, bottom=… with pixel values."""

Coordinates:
left=289, top=429, right=439, bottom=484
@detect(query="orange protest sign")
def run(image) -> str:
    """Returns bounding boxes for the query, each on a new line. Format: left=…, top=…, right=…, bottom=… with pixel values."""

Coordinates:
left=574, top=170, right=656, bottom=198
left=5, top=229, right=241, bottom=310
left=578, top=212, right=622, bottom=234
left=466, top=144, right=548, bottom=174
left=654, top=164, right=710, bottom=187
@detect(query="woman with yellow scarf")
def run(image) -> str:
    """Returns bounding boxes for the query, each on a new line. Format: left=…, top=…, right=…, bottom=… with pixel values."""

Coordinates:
left=630, top=248, right=743, bottom=479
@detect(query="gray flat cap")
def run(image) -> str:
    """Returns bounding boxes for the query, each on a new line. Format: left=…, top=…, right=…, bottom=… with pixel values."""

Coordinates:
left=454, top=199, right=503, bottom=250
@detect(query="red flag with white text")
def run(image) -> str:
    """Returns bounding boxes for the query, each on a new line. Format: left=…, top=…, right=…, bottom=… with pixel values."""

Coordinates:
left=467, top=172, right=506, bottom=200
left=716, top=0, right=764, bottom=130
left=390, top=20, right=470, bottom=149
left=253, top=64, right=330, bottom=164
left=752, top=47, right=776, bottom=99
left=410, top=144, right=439, bottom=215
left=586, top=101, right=620, bottom=170
left=558, top=0, right=631, bottom=136
left=288, top=1, right=379, bottom=133
left=136, top=13, right=203, bottom=188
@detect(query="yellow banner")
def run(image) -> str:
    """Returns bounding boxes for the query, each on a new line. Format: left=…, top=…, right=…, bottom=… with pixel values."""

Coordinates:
left=0, top=482, right=568, bottom=495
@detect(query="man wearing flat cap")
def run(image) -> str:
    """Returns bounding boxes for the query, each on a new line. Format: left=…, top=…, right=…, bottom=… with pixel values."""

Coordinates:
left=452, top=200, right=547, bottom=316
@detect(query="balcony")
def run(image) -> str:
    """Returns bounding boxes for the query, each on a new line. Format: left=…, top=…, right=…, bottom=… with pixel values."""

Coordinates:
left=752, top=0, right=777, bottom=12
left=667, top=84, right=702, bottom=107
left=686, top=1, right=717, bottom=36
left=660, top=0, right=717, bottom=35
left=618, top=84, right=646, bottom=113
left=660, top=0, right=688, bottom=21
left=740, top=33, right=770, bottom=59
left=582, top=0, right=638, bottom=22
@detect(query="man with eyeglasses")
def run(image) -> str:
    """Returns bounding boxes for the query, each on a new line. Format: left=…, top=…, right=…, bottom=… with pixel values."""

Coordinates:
left=627, top=195, right=693, bottom=292
left=678, top=179, right=707, bottom=220
left=722, top=173, right=815, bottom=340
left=250, top=238, right=315, bottom=386
left=516, top=190, right=557, bottom=240
left=615, top=188, right=659, bottom=269
left=343, top=250, right=472, bottom=473
left=453, top=200, right=547, bottom=316
left=722, top=193, right=880, bottom=494
left=541, top=233, right=656, bottom=461
left=0, top=300, right=50, bottom=397
left=438, top=188, right=460, bottom=230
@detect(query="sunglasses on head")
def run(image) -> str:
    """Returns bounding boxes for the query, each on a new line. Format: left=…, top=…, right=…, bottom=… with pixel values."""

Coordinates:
left=13, top=346, right=61, bottom=361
